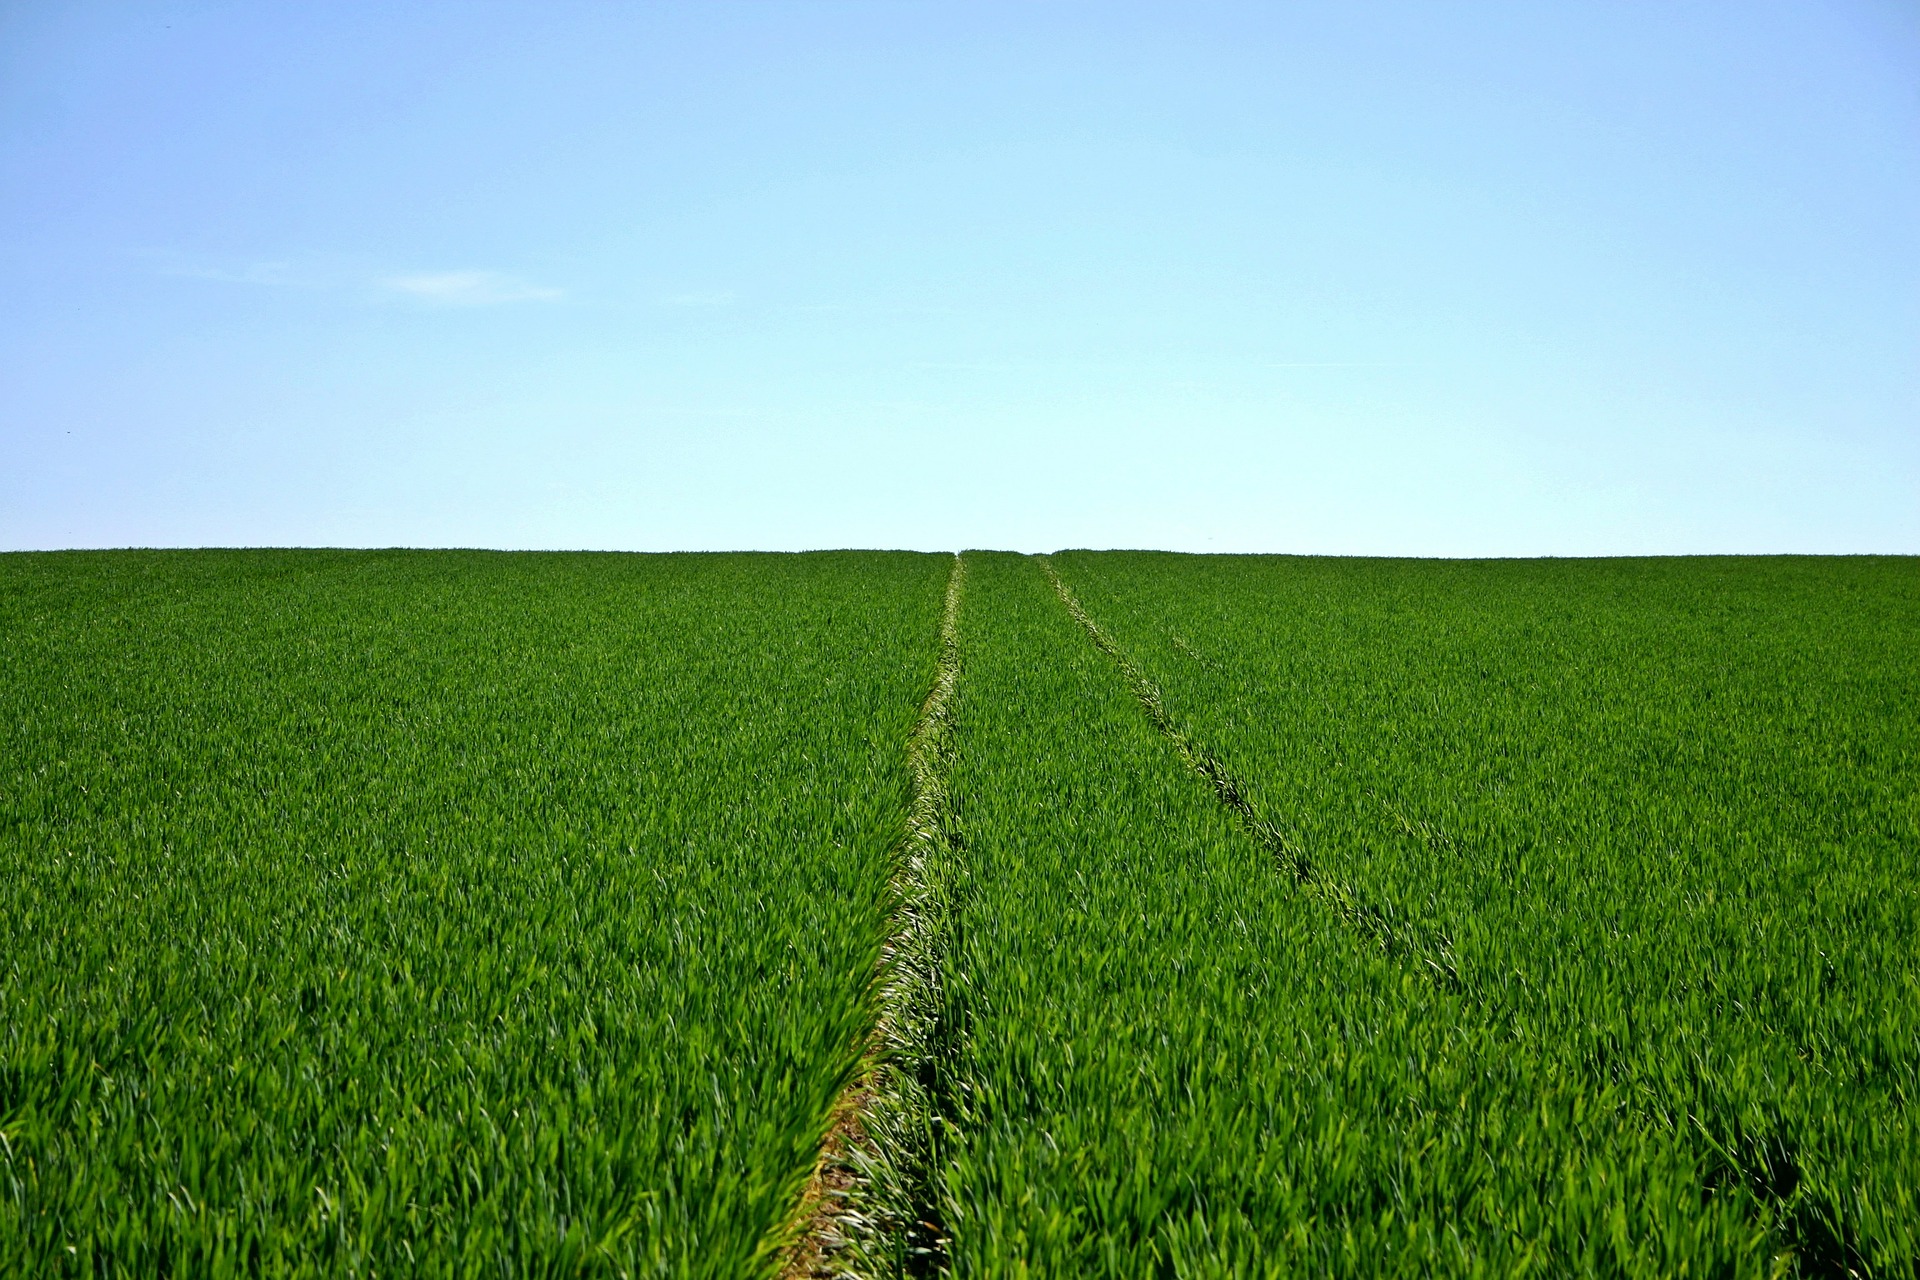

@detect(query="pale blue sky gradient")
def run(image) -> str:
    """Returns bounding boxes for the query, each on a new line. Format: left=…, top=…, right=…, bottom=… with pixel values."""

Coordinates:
left=3, top=1, right=1916, bottom=554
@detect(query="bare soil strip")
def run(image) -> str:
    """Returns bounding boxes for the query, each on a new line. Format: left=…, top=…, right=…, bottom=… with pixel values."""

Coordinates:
left=778, top=553, right=965, bottom=1279
left=1038, top=556, right=1461, bottom=985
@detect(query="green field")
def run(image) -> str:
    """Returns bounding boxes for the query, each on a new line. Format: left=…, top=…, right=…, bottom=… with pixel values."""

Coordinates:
left=0, top=550, right=951, bottom=1275
left=3, top=549, right=1915, bottom=1276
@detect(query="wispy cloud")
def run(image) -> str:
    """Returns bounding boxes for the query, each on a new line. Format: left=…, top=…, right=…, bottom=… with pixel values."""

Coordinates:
left=659, top=290, right=735, bottom=308
left=146, top=252, right=563, bottom=306
left=382, top=271, right=563, bottom=305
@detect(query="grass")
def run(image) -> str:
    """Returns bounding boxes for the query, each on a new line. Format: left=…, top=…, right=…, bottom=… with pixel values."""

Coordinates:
left=0, top=549, right=950, bottom=1276
left=1045, top=551, right=1920, bottom=1275
left=4, top=548, right=1914, bottom=1276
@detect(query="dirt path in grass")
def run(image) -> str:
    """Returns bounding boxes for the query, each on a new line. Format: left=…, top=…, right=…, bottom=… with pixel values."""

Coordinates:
left=778, top=552, right=964, bottom=1279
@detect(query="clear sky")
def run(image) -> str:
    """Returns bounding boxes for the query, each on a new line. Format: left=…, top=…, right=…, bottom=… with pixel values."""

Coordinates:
left=3, top=1, right=1916, bottom=555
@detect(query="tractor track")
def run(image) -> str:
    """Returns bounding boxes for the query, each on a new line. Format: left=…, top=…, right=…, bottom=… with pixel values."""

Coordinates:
left=777, top=553, right=964, bottom=1279
left=1039, top=555, right=1461, bottom=989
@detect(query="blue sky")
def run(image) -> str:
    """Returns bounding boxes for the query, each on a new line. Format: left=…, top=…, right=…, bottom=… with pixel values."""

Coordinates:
left=2, top=1, right=1916, bottom=554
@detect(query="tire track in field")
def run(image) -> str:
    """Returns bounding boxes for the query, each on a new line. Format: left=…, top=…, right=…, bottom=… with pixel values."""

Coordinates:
left=778, top=553, right=963, bottom=1280
left=1039, top=556, right=1461, bottom=989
